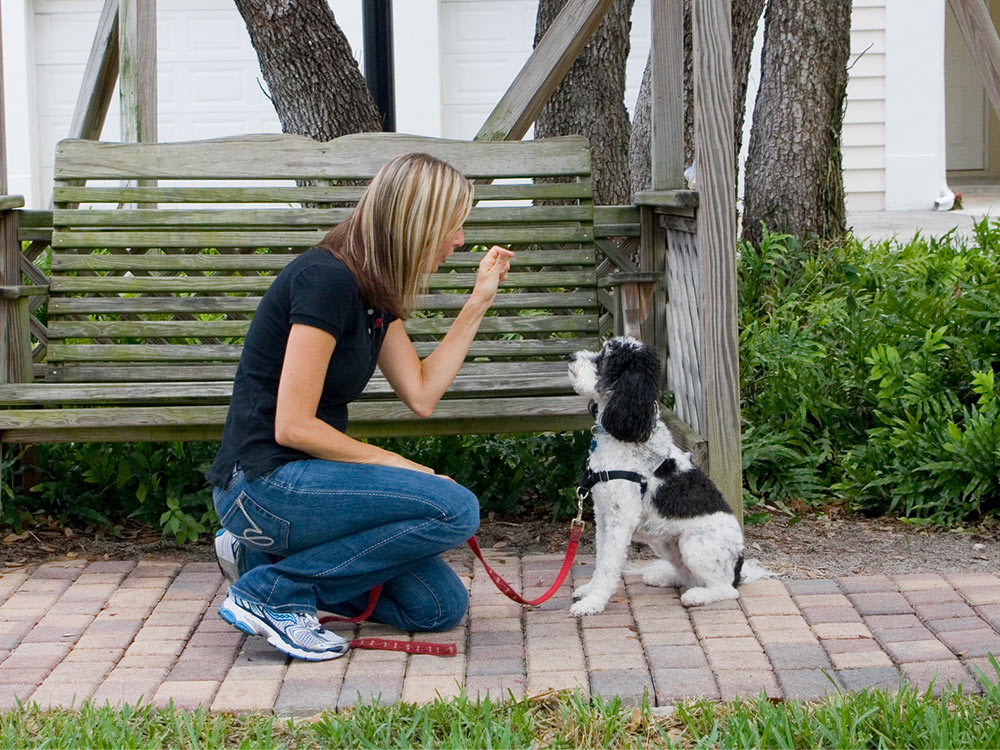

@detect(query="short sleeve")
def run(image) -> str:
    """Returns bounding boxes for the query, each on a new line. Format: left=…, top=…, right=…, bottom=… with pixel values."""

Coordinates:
left=288, top=263, right=359, bottom=340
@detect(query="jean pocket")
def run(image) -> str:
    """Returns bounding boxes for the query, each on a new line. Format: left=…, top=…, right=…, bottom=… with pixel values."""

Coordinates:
left=218, top=491, right=291, bottom=554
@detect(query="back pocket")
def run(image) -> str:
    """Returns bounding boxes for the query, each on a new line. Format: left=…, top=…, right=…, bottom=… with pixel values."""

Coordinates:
left=219, top=491, right=291, bottom=554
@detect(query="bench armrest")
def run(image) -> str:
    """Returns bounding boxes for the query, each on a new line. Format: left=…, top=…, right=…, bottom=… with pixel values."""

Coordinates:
left=0, top=285, right=48, bottom=300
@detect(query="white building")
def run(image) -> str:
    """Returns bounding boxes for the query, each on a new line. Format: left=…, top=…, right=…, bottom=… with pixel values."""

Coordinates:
left=0, top=0, right=992, bottom=211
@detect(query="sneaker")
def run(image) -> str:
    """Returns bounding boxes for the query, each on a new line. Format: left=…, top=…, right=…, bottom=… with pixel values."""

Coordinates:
left=214, top=529, right=244, bottom=584
left=218, top=590, right=349, bottom=661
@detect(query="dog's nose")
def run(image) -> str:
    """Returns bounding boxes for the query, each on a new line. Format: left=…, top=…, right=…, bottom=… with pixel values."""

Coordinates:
left=567, top=353, right=577, bottom=363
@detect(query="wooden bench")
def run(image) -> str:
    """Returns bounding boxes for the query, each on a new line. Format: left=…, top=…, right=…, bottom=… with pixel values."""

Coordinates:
left=0, top=133, right=702, bottom=486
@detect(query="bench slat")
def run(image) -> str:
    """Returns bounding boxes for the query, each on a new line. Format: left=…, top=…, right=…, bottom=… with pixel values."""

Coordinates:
left=46, top=290, right=599, bottom=316
left=53, top=225, right=594, bottom=248
left=48, top=314, right=599, bottom=340
left=0, top=395, right=587, bottom=429
left=52, top=182, right=592, bottom=205
left=54, top=133, right=592, bottom=180
left=49, top=270, right=596, bottom=294
left=36, top=360, right=574, bottom=385
left=47, top=337, right=599, bottom=363
left=53, top=205, right=592, bottom=228
left=50, top=249, right=595, bottom=272
left=2, top=364, right=573, bottom=405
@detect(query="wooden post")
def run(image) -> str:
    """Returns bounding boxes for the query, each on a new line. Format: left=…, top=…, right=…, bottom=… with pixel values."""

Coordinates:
left=476, top=0, right=614, bottom=141
left=70, top=0, right=120, bottom=140
left=691, top=0, right=742, bottom=516
left=949, top=0, right=1000, bottom=122
left=119, top=0, right=156, bottom=144
left=651, top=0, right=685, bottom=191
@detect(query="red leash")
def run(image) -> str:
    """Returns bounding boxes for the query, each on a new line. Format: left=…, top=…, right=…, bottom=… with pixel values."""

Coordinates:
left=319, top=518, right=585, bottom=656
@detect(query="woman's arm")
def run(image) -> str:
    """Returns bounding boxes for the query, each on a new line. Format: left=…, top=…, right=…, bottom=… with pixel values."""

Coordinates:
left=378, top=246, right=513, bottom=417
left=274, top=323, right=435, bottom=474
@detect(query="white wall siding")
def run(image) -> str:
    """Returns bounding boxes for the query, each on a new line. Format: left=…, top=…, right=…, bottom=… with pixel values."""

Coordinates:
left=843, top=0, right=887, bottom=212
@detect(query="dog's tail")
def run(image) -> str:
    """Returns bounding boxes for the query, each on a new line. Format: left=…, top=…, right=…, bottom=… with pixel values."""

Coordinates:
left=738, top=558, right=777, bottom=583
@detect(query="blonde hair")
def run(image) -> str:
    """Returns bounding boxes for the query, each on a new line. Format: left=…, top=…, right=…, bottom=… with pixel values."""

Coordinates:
left=320, top=153, right=473, bottom=319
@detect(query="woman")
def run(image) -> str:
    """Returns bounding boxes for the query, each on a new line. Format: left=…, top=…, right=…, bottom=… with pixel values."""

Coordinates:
left=206, top=153, right=514, bottom=661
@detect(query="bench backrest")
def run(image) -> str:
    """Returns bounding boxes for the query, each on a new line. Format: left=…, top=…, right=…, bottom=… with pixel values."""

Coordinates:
left=47, top=133, right=600, bottom=383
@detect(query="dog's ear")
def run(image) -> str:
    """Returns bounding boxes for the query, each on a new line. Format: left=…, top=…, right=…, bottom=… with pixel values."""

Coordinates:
left=588, top=400, right=599, bottom=420
left=600, top=346, right=661, bottom=442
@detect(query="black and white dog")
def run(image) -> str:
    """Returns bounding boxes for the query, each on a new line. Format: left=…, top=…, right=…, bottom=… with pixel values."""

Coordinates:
left=567, top=337, right=758, bottom=614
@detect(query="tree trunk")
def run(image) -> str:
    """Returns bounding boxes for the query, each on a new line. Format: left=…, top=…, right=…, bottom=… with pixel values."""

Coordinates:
left=234, top=0, right=382, bottom=140
left=629, top=0, right=765, bottom=198
left=534, top=0, right=635, bottom=205
left=741, top=0, right=852, bottom=246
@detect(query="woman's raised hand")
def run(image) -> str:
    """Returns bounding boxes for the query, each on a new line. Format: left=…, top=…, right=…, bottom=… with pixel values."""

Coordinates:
left=472, top=246, right=514, bottom=304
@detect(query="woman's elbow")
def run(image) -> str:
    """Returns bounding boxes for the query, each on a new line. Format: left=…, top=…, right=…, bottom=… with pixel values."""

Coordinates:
left=274, top=417, right=308, bottom=449
left=408, top=397, right=437, bottom=419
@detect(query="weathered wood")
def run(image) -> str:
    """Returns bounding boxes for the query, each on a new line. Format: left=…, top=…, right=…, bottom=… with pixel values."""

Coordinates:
left=69, top=0, right=120, bottom=141
left=665, top=223, right=704, bottom=433
left=55, top=134, right=594, bottom=181
left=651, top=0, right=686, bottom=190
left=50, top=270, right=596, bottom=294
left=692, top=0, right=742, bottom=515
left=49, top=314, right=599, bottom=340
left=0, top=196, right=24, bottom=211
left=475, top=0, right=615, bottom=141
left=119, top=0, right=156, bottom=145
left=633, top=190, right=699, bottom=208
left=53, top=225, right=592, bottom=249
left=48, top=291, right=599, bottom=316
left=53, top=205, right=593, bottom=228
left=639, top=205, right=667, bottom=373
left=948, top=0, right=1000, bottom=125
left=53, top=182, right=593, bottom=205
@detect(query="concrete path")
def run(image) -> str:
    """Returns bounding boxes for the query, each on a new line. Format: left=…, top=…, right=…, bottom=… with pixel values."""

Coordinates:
left=1, top=551, right=998, bottom=714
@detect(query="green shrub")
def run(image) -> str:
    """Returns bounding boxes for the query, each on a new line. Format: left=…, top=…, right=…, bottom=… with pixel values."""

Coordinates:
left=740, top=222, right=1000, bottom=523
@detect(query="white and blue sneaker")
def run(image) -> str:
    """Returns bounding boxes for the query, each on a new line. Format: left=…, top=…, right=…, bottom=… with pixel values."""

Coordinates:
left=214, top=529, right=244, bottom=584
left=218, top=590, right=350, bottom=661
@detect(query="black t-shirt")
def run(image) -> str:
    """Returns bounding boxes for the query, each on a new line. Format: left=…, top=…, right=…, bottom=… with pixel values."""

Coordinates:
left=206, top=248, right=394, bottom=486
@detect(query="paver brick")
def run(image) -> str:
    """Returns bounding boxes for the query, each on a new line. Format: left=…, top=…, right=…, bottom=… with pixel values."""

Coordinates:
left=828, top=649, right=893, bottom=670
left=899, top=660, right=981, bottom=696
left=706, top=649, right=771, bottom=671
left=401, top=675, right=465, bottom=704
left=811, top=622, right=872, bottom=640
left=764, top=643, right=832, bottom=670
left=153, top=680, right=219, bottom=710
left=639, top=629, right=698, bottom=646
left=776, top=668, right=841, bottom=701
left=700, top=637, right=763, bottom=655
left=715, top=669, right=781, bottom=701
left=526, top=649, right=585, bottom=673
left=0, top=642, right=71, bottom=672
left=924, top=616, right=991, bottom=634
left=836, top=666, right=902, bottom=692
left=0, top=684, right=38, bottom=710
left=783, top=580, right=841, bottom=596
left=849, top=592, right=913, bottom=616
left=800, top=607, right=863, bottom=625
left=526, top=670, right=588, bottom=696
left=740, top=597, right=799, bottom=616
left=945, top=573, right=1000, bottom=588
left=903, top=589, right=963, bottom=605
left=913, top=602, right=977, bottom=620
left=865, top=614, right=923, bottom=630
left=694, top=622, right=754, bottom=639
left=892, top=574, right=951, bottom=591
left=837, top=576, right=897, bottom=593
left=792, top=594, right=852, bottom=609
left=651, top=667, right=719, bottom=702
left=463, top=675, right=525, bottom=701
left=882, top=639, right=956, bottom=663
left=935, top=628, right=1000, bottom=658
left=960, top=587, right=1000, bottom=606
left=212, top=678, right=282, bottom=713
left=643, top=644, right=709, bottom=669
left=589, top=669, right=654, bottom=704
left=739, top=580, right=788, bottom=597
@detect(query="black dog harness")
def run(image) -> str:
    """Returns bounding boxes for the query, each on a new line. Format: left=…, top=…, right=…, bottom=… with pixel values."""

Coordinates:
left=578, top=467, right=648, bottom=497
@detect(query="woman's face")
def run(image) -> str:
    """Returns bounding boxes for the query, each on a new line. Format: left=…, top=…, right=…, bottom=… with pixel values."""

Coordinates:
left=431, top=227, right=464, bottom=271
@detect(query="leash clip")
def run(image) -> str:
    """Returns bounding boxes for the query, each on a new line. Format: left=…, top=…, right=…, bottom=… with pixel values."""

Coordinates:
left=574, top=486, right=588, bottom=523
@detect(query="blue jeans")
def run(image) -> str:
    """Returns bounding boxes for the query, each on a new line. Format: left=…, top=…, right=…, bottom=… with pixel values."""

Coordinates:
left=213, top=459, right=480, bottom=632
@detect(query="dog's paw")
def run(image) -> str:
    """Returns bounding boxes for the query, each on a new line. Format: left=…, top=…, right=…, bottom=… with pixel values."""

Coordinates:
left=572, top=582, right=594, bottom=600
left=569, top=596, right=607, bottom=617
left=680, top=586, right=739, bottom=607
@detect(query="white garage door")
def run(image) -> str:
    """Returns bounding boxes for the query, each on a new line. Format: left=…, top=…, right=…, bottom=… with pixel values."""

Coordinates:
left=31, top=0, right=283, bottom=205
left=439, top=0, right=651, bottom=141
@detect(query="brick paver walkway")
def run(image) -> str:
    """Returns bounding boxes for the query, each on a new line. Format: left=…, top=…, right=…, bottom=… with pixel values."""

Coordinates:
left=1, top=552, right=998, bottom=713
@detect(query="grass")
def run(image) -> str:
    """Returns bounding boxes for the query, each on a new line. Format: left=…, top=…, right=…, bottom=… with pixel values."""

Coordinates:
left=1, top=661, right=998, bottom=749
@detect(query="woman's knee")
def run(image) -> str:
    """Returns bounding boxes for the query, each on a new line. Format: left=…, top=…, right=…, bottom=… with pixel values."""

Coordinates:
left=440, top=483, right=480, bottom=541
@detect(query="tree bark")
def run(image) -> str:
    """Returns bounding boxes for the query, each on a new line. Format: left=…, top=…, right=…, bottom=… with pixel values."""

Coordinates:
left=741, top=0, right=852, bottom=245
left=629, top=0, right=765, bottom=198
left=534, top=0, right=635, bottom=205
left=233, top=0, right=382, bottom=140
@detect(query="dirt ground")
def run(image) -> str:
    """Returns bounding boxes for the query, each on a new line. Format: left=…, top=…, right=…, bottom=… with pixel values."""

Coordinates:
left=2, top=506, right=998, bottom=579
